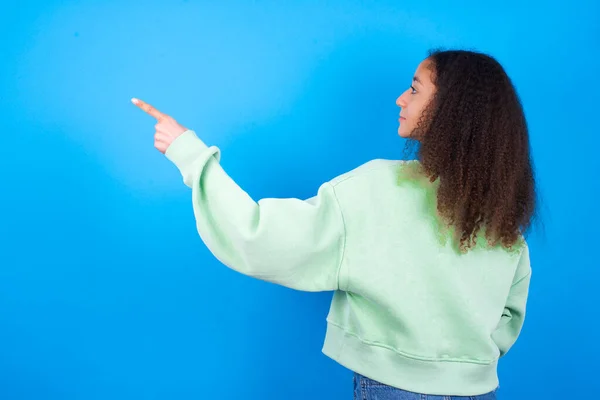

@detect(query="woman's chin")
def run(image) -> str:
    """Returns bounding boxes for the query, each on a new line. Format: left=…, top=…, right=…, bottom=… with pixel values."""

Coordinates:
left=398, top=127, right=421, bottom=141
left=398, top=127, right=410, bottom=138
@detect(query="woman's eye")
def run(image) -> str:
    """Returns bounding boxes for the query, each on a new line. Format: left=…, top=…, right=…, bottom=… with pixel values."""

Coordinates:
left=410, top=86, right=417, bottom=94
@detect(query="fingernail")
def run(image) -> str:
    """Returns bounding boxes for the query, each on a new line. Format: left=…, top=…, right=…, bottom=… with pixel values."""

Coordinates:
left=131, top=98, right=139, bottom=104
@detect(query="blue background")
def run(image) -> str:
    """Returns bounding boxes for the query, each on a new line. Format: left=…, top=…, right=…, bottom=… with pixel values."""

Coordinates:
left=1, top=0, right=598, bottom=398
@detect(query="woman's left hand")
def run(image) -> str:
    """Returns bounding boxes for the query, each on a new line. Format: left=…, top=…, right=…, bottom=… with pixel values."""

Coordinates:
left=131, top=97, right=188, bottom=154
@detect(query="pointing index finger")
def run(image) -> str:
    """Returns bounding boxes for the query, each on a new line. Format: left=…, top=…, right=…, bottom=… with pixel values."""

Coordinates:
left=131, top=98, right=166, bottom=121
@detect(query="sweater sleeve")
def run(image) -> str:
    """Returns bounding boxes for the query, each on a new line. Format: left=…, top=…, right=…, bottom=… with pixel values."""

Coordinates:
left=492, top=243, right=532, bottom=357
left=164, top=130, right=346, bottom=292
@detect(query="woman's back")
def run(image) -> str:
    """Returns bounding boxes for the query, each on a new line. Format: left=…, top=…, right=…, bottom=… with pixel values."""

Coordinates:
left=320, top=158, right=531, bottom=396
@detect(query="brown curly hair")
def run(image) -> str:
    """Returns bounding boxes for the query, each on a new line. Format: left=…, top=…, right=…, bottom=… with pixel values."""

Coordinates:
left=404, top=49, right=538, bottom=252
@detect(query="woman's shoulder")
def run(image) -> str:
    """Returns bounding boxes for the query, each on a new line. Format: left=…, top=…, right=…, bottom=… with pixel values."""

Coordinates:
left=328, top=159, right=418, bottom=187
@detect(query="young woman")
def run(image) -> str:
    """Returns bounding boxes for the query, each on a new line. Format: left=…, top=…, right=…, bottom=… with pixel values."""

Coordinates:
left=132, top=48, right=537, bottom=399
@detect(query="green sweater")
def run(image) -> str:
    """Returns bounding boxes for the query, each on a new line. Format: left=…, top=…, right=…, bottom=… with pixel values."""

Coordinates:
left=165, top=130, right=532, bottom=396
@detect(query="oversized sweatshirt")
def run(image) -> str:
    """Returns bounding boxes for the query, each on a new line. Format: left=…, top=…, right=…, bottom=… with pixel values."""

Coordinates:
left=164, top=130, right=532, bottom=396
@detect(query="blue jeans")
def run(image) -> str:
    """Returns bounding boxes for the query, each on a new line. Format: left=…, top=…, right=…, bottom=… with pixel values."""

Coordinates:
left=353, top=373, right=498, bottom=400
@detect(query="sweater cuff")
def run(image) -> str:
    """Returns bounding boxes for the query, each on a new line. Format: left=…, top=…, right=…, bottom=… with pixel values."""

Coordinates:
left=164, top=130, right=219, bottom=186
left=165, top=129, right=208, bottom=165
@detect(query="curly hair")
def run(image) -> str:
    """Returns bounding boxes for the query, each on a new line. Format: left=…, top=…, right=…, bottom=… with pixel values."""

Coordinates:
left=404, top=49, right=538, bottom=252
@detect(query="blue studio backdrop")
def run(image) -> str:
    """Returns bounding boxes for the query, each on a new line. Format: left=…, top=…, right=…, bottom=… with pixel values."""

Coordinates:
left=1, top=0, right=598, bottom=399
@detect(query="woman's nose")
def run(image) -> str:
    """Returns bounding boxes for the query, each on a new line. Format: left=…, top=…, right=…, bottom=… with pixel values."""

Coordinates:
left=396, top=91, right=407, bottom=108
